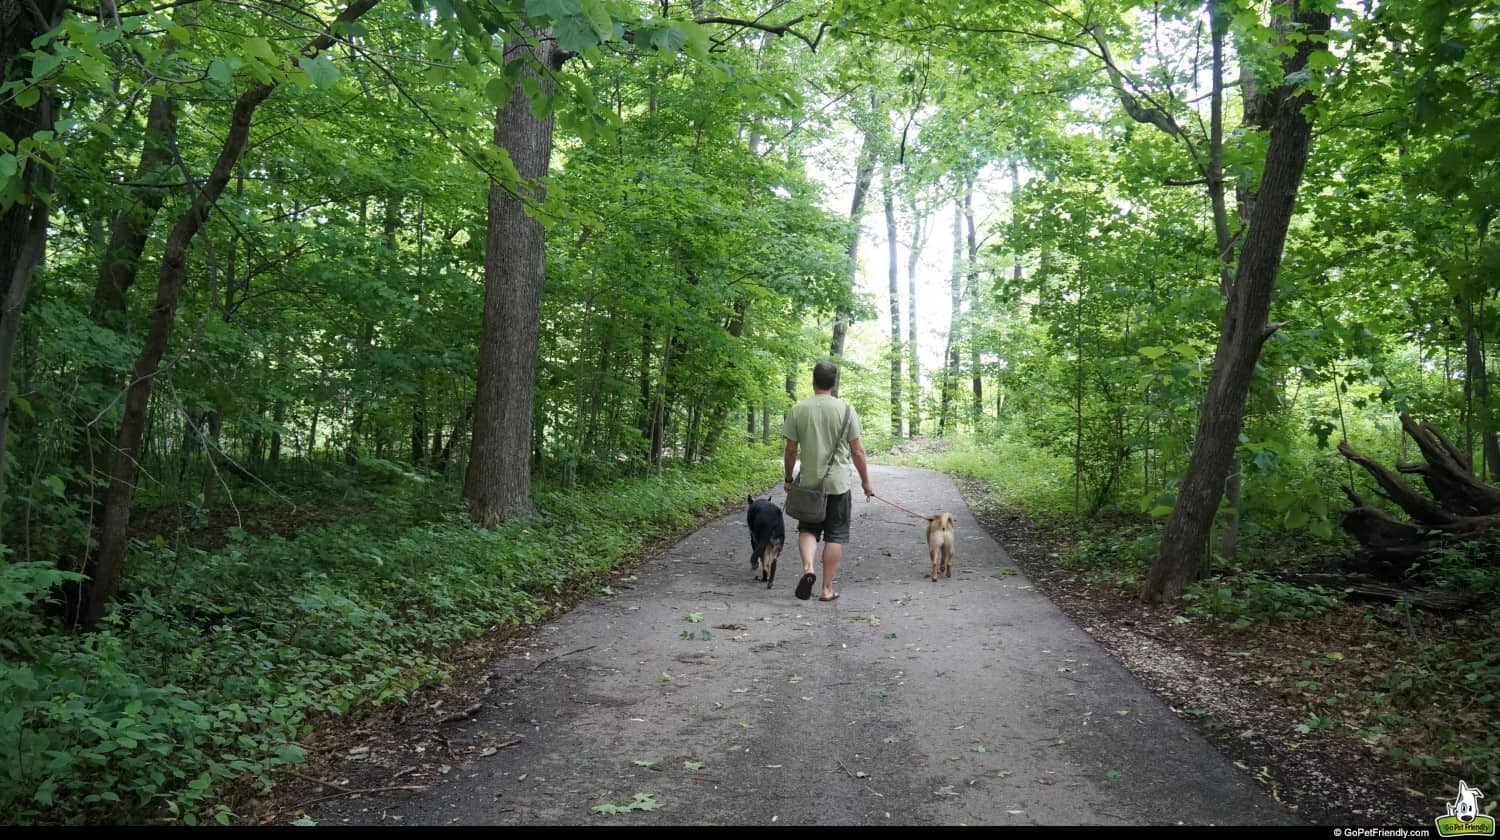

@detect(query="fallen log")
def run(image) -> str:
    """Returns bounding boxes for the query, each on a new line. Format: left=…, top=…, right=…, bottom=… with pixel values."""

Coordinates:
left=1337, top=415, right=1500, bottom=577
left=1277, top=571, right=1475, bottom=612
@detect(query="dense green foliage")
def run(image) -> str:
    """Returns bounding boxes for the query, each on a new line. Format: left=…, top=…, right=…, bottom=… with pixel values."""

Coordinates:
left=2, top=447, right=775, bottom=822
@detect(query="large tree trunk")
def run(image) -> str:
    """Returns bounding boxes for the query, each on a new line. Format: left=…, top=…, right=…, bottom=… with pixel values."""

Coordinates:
left=83, top=0, right=382, bottom=628
left=884, top=167, right=902, bottom=437
left=1143, top=5, right=1331, bottom=604
left=463, top=27, right=561, bottom=526
left=0, top=0, right=68, bottom=543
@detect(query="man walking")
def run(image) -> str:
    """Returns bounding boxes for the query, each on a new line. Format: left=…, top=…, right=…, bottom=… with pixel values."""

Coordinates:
left=782, top=361, right=875, bottom=602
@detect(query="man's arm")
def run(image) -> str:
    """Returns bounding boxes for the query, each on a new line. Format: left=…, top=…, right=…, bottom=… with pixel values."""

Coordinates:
left=850, top=438, right=875, bottom=498
left=783, top=438, right=799, bottom=492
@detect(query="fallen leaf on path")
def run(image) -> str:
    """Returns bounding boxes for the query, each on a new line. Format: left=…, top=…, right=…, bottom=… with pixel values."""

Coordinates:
left=1037, top=778, right=1053, bottom=785
left=934, top=785, right=959, bottom=797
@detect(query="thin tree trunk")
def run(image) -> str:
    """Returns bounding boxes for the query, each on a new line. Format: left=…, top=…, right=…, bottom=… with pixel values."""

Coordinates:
left=906, top=203, right=926, bottom=438
left=940, top=197, right=962, bottom=435
left=1143, top=5, right=1331, bottom=604
left=269, top=400, right=284, bottom=466
left=965, top=180, right=982, bottom=423
left=463, top=27, right=561, bottom=526
left=884, top=167, right=902, bottom=437
left=1460, top=293, right=1500, bottom=479
left=830, top=100, right=880, bottom=371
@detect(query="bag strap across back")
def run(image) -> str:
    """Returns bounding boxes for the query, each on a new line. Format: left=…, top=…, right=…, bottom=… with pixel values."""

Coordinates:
left=816, top=404, right=853, bottom=484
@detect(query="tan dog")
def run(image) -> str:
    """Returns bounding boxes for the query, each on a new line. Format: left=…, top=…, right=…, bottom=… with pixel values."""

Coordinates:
left=925, top=513, right=956, bottom=582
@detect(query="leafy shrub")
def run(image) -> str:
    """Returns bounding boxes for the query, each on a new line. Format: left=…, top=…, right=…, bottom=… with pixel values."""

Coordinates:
left=1, top=445, right=776, bottom=824
left=1181, top=571, right=1344, bottom=628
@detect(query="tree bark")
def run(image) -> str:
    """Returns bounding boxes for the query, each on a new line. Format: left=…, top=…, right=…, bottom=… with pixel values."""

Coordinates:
left=829, top=99, right=879, bottom=371
left=0, top=0, right=68, bottom=544
left=463, top=26, right=561, bottom=526
left=965, top=179, right=981, bottom=423
left=940, top=196, right=962, bottom=435
left=884, top=167, right=902, bottom=437
left=906, top=202, right=925, bottom=438
left=83, top=0, right=382, bottom=627
left=1143, top=5, right=1331, bottom=604
left=1459, top=294, right=1500, bottom=479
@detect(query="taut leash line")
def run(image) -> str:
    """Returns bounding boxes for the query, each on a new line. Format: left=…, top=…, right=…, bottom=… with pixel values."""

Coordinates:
left=868, top=493, right=932, bottom=521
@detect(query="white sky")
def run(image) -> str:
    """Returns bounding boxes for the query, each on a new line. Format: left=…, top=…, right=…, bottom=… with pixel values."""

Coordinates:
left=802, top=123, right=1017, bottom=387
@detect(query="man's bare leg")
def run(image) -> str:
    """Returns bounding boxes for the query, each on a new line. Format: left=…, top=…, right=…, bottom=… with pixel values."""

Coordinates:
left=820, top=543, right=843, bottom=600
left=799, top=531, right=818, bottom=577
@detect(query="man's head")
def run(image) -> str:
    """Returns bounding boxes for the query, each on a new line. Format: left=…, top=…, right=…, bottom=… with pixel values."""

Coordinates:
left=812, top=361, right=838, bottom=392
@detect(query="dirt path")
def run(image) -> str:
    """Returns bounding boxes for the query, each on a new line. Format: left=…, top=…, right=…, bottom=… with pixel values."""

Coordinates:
left=302, top=465, right=1296, bottom=826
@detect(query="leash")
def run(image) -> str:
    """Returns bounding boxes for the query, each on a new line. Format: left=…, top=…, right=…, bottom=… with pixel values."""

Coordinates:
left=868, top=493, right=932, bottom=522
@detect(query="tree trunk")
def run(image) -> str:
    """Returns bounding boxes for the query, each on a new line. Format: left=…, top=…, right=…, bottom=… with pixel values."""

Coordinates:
left=269, top=400, right=284, bottom=466
left=82, top=0, right=382, bottom=628
left=1143, top=4, right=1331, bottom=604
left=940, top=197, right=962, bottom=435
left=0, top=0, right=67, bottom=543
left=829, top=103, right=879, bottom=371
left=906, top=202, right=925, bottom=438
left=1459, top=294, right=1500, bottom=479
left=437, top=401, right=473, bottom=474
left=964, top=179, right=982, bottom=423
left=462, top=28, right=561, bottom=526
left=884, top=167, right=902, bottom=437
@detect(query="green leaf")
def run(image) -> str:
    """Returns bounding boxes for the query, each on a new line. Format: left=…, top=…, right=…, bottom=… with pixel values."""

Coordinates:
left=0, top=154, right=16, bottom=178
left=553, top=16, right=601, bottom=54
left=1138, top=346, right=1168, bottom=361
left=298, top=55, right=339, bottom=89
left=15, top=86, right=41, bottom=108
left=485, top=77, right=513, bottom=109
left=524, top=0, right=579, bottom=19
left=244, top=37, right=277, bottom=66
left=31, top=52, right=63, bottom=81
left=208, top=58, right=233, bottom=86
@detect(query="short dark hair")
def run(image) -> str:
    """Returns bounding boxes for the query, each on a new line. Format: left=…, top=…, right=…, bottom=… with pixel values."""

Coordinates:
left=812, top=361, right=838, bottom=391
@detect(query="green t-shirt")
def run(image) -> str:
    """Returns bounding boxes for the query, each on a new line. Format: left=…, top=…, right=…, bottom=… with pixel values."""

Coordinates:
left=782, top=394, right=863, bottom=495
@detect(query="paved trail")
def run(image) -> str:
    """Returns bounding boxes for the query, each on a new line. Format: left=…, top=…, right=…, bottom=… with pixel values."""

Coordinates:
left=310, top=465, right=1297, bottom=826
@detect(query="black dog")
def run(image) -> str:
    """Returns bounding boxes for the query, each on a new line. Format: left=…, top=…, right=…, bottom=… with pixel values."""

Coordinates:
left=746, top=495, right=785, bottom=589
